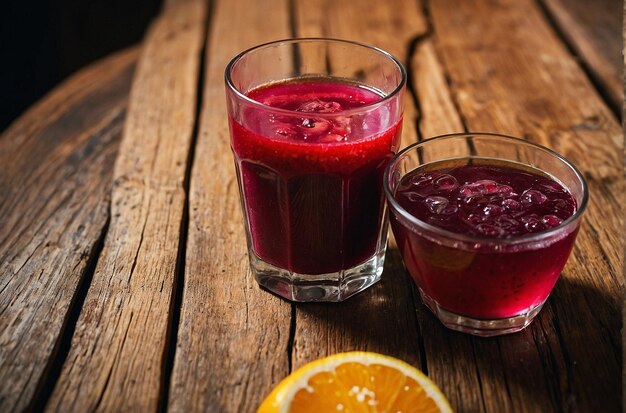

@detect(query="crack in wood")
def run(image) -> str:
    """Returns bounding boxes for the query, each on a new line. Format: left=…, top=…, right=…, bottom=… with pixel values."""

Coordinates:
left=127, top=196, right=151, bottom=286
left=406, top=31, right=432, bottom=144
left=535, top=0, right=622, bottom=121
left=408, top=279, right=428, bottom=375
left=92, top=311, right=134, bottom=413
left=288, top=0, right=298, bottom=38
left=287, top=304, right=296, bottom=374
left=158, top=1, right=212, bottom=411
left=421, top=0, right=470, bottom=136
left=29, top=216, right=111, bottom=412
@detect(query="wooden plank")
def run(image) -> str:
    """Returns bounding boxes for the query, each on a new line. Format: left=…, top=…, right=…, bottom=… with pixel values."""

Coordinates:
left=541, top=0, right=623, bottom=113
left=45, top=1, right=206, bottom=411
left=290, top=0, right=429, bottom=378
left=0, top=48, right=138, bottom=412
left=167, top=0, right=293, bottom=412
left=423, top=0, right=623, bottom=411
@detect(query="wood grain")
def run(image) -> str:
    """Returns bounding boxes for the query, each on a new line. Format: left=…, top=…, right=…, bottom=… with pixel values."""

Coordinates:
left=167, top=0, right=293, bottom=411
left=45, top=1, right=206, bottom=411
left=424, top=0, right=623, bottom=411
left=0, top=48, right=137, bottom=412
left=541, top=0, right=623, bottom=113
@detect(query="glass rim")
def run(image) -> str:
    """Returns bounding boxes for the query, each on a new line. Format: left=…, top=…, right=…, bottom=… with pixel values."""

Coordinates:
left=224, top=37, right=407, bottom=118
left=383, top=132, right=589, bottom=245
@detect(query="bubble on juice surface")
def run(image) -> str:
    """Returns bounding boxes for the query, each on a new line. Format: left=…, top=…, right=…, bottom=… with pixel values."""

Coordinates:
left=521, top=214, right=544, bottom=232
left=481, top=203, right=504, bottom=217
left=496, top=184, right=516, bottom=196
left=425, top=196, right=450, bottom=214
left=502, top=198, right=521, bottom=212
left=262, top=94, right=294, bottom=108
left=433, top=174, right=458, bottom=191
left=409, top=173, right=436, bottom=189
left=402, top=191, right=425, bottom=203
left=520, top=189, right=548, bottom=208
left=272, top=122, right=298, bottom=139
left=462, top=195, right=488, bottom=211
left=550, top=198, right=576, bottom=217
left=541, top=214, right=563, bottom=227
left=297, top=99, right=343, bottom=113
left=459, top=183, right=484, bottom=198
left=475, top=179, right=499, bottom=194
left=458, top=180, right=495, bottom=197
left=298, top=117, right=332, bottom=136
left=459, top=180, right=516, bottom=199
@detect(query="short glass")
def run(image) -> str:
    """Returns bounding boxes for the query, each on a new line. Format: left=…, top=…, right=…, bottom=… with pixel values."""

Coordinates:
left=384, top=134, right=588, bottom=336
left=225, top=39, right=406, bottom=302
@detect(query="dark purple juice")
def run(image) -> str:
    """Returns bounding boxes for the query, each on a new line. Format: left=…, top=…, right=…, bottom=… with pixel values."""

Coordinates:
left=391, top=159, right=579, bottom=319
left=230, top=80, right=402, bottom=274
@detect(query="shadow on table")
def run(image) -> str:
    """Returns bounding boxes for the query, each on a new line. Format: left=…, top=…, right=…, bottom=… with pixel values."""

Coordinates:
left=294, top=250, right=622, bottom=411
left=465, top=275, right=621, bottom=411
left=292, top=247, right=426, bottom=367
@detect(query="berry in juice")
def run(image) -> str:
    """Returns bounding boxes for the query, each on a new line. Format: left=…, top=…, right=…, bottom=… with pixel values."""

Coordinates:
left=391, top=159, right=579, bottom=319
left=230, top=79, right=402, bottom=275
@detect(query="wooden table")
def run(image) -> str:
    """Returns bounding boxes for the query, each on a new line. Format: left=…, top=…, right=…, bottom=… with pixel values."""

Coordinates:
left=1, top=0, right=622, bottom=411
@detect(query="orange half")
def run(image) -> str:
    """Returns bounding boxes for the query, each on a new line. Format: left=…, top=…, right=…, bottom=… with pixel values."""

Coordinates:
left=258, top=352, right=453, bottom=413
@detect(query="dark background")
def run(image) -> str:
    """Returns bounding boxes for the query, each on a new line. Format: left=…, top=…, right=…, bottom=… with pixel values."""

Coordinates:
left=1, top=0, right=163, bottom=132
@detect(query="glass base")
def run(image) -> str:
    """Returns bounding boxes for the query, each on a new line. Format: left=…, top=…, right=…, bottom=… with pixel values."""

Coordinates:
left=250, top=250, right=386, bottom=302
left=419, top=289, right=545, bottom=337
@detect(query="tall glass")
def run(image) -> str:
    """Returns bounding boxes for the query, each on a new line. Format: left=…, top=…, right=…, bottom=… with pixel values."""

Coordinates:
left=384, top=134, right=588, bottom=336
left=225, top=39, right=406, bottom=301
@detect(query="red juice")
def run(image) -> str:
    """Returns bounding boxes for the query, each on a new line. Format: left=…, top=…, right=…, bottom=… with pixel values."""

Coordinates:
left=391, top=160, right=579, bottom=319
left=229, top=79, right=402, bottom=275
